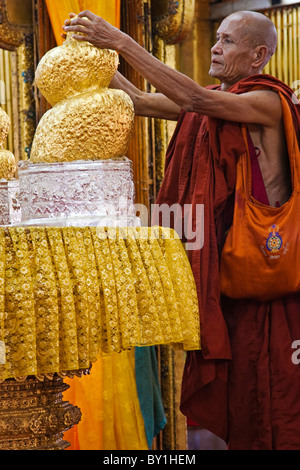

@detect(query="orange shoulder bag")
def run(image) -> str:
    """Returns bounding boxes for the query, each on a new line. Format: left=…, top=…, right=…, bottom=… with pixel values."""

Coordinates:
left=220, top=93, right=300, bottom=302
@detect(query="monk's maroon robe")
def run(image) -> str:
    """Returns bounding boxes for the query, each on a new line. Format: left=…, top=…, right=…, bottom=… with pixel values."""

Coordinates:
left=155, top=74, right=300, bottom=449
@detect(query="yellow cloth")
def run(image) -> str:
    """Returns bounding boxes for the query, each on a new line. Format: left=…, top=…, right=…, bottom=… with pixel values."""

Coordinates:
left=63, top=349, right=148, bottom=450
left=0, top=226, right=200, bottom=381
left=45, top=0, right=121, bottom=45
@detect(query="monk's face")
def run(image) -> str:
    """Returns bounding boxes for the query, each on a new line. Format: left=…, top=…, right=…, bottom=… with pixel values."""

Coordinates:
left=209, top=15, right=258, bottom=87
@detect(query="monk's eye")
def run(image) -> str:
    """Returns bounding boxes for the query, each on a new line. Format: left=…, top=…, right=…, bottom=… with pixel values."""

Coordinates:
left=216, top=36, right=233, bottom=45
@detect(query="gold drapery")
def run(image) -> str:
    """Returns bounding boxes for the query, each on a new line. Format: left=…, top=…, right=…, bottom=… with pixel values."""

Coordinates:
left=0, top=226, right=200, bottom=382
left=63, top=350, right=149, bottom=450
left=45, top=0, right=121, bottom=45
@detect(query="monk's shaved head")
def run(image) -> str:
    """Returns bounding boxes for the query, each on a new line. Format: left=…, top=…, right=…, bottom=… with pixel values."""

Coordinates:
left=224, top=10, right=277, bottom=62
left=210, top=10, right=278, bottom=87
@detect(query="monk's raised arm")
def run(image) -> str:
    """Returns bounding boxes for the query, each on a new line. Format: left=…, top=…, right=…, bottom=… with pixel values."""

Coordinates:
left=110, top=71, right=181, bottom=121
left=188, top=88, right=283, bottom=127
left=63, top=10, right=282, bottom=127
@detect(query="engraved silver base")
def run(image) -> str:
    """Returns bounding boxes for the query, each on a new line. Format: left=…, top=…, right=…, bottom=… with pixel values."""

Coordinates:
left=0, top=179, right=21, bottom=226
left=18, top=158, right=140, bottom=227
left=19, top=215, right=140, bottom=227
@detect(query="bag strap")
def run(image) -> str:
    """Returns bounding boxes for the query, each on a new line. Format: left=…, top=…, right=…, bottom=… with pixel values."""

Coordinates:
left=240, top=91, right=300, bottom=199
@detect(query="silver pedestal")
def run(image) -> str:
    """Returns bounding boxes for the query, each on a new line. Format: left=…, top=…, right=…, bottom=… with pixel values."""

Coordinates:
left=18, top=159, right=140, bottom=227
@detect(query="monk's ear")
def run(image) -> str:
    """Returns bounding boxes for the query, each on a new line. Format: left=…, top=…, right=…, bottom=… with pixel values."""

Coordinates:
left=252, top=45, right=268, bottom=69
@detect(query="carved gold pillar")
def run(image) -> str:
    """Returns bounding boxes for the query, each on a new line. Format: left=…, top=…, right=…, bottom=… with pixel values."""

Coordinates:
left=152, top=0, right=195, bottom=45
left=151, top=0, right=195, bottom=451
left=0, top=0, right=35, bottom=163
left=0, top=0, right=32, bottom=50
left=151, top=0, right=195, bottom=189
left=178, top=0, right=212, bottom=87
left=120, top=0, right=154, bottom=212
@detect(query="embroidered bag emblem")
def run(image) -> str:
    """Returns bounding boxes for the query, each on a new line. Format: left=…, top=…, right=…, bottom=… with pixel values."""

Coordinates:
left=266, top=224, right=283, bottom=253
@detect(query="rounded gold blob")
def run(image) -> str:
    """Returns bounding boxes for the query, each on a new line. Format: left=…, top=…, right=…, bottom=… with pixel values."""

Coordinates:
left=0, top=149, right=17, bottom=179
left=35, top=35, right=119, bottom=106
left=31, top=23, right=135, bottom=163
left=30, top=89, right=134, bottom=163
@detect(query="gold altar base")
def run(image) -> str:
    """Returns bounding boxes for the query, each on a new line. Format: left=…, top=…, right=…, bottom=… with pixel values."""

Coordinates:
left=0, top=375, right=82, bottom=450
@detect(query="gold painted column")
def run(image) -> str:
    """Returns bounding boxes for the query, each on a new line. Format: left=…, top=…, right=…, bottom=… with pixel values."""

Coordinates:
left=177, top=0, right=213, bottom=87
left=0, top=0, right=35, bottom=163
left=151, top=0, right=196, bottom=451
left=151, top=0, right=196, bottom=191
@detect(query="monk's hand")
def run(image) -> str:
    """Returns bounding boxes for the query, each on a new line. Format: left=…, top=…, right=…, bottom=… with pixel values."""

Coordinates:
left=62, top=10, right=123, bottom=50
left=61, top=12, right=76, bottom=40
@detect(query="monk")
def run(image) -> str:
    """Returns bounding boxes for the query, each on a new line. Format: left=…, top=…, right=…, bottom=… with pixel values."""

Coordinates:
left=63, top=10, right=300, bottom=450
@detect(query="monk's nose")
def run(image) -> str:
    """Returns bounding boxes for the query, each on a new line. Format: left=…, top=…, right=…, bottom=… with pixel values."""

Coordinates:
left=211, top=41, right=222, bottom=55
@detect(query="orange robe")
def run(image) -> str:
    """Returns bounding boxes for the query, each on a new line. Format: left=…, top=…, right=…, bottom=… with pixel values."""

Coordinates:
left=63, top=350, right=149, bottom=450
left=156, top=75, right=300, bottom=449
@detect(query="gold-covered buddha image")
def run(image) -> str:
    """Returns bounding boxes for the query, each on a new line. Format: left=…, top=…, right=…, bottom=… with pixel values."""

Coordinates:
left=30, top=27, right=134, bottom=163
left=0, top=108, right=16, bottom=180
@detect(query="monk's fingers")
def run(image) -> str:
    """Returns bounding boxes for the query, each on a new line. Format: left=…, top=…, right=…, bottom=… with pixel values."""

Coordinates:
left=63, top=24, right=88, bottom=34
left=69, top=17, right=92, bottom=28
left=64, top=12, right=76, bottom=25
left=70, top=33, right=89, bottom=42
left=77, top=10, right=96, bottom=21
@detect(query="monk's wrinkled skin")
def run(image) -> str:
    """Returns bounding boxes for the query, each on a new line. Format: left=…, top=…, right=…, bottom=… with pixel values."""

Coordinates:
left=63, top=9, right=300, bottom=450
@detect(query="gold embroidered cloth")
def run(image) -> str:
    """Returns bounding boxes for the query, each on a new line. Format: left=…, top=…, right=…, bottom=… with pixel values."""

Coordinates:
left=0, top=226, right=200, bottom=381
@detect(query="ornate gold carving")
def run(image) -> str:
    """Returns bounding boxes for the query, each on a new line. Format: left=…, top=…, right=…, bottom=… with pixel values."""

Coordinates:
left=0, top=375, right=82, bottom=450
left=0, top=1, right=35, bottom=162
left=152, top=0, right=195, bottom=45
left=0, top=0, right=32, bottom=50
left=6, top=0, right=32, bottom=26
left=17, top=36, right=36, bottom=161
left=151, top=2, right=194, bottom=189
left=152, top=38, right=177, bottom=187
